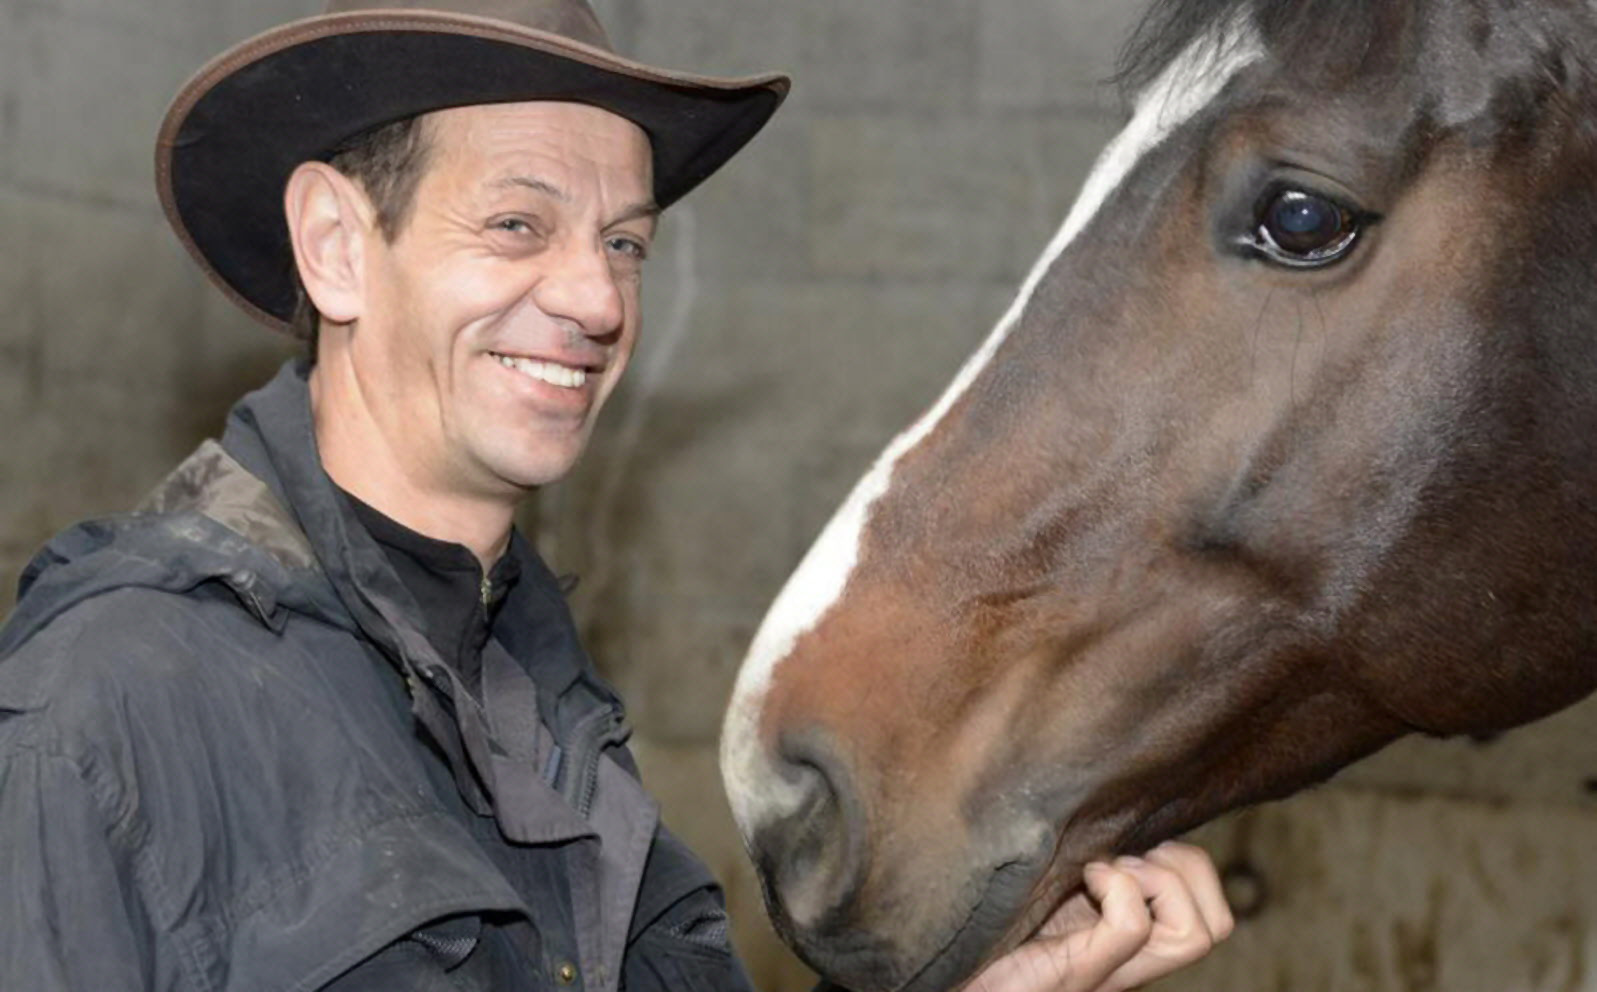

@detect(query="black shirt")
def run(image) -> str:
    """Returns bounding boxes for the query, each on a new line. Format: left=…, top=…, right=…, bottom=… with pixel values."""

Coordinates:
left=342, top=490, right=521, bottom=694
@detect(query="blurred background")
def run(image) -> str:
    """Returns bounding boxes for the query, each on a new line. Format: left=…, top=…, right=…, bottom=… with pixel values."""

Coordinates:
left=3, top=0, right=1595, bottom=989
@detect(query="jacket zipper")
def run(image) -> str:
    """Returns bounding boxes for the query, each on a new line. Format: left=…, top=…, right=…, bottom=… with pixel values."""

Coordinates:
left=561, top=705, right=629, bottom=818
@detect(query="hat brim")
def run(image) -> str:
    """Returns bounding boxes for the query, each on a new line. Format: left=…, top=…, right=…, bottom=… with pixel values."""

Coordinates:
left=155, top=10, right=789, bottom=333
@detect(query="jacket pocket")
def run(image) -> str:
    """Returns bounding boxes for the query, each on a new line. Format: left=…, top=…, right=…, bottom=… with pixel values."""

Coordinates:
left=322, top=916, right=495, bottom=992
left=621, top=926, right=755, bottom=992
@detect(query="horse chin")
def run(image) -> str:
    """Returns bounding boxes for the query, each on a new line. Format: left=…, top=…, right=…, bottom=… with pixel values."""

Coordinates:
left=896, top=859, right=1064, bottom=992
left=905, top=859, right=1065, bottom=992
left=776, top=851, right=1057, bottom=992
left=905, top=809, right=1201, bottom=991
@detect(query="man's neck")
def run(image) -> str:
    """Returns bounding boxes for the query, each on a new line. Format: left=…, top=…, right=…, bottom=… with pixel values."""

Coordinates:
left=308, top=357, right=514, bottom=571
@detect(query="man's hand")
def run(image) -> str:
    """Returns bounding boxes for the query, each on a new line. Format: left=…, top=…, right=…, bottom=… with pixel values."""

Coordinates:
left=961, top=842, right=1233, bottom=992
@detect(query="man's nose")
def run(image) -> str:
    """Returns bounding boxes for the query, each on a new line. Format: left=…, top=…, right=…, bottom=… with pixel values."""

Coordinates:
left=532, top=240, right=626, bottom=341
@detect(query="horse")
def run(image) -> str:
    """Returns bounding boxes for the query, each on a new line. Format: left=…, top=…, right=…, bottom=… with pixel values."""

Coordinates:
left=718, top=0, right=1597, bottom=989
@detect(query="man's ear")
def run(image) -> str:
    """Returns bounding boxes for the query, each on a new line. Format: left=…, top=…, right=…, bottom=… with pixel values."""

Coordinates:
left=283, top=162, right=374, bottom=325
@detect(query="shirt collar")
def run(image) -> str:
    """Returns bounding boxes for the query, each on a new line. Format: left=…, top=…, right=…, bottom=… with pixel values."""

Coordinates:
left=340, top=488, right=522, bottom=688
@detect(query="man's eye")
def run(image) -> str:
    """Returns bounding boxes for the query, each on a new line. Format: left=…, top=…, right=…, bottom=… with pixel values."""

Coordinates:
left=607, top=236, right=649, bottom=261
left=490, top=217, right=536, bottom=235
left=1244, top=188, right=1365, bottom=268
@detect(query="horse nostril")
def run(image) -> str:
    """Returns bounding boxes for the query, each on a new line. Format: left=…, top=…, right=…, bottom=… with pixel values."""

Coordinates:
left=752, top=730, right=868, bottom=934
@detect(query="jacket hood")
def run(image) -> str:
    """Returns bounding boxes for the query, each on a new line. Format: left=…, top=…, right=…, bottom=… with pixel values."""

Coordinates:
left=4, top=358, right=436, bottom=664
left=1, top=437, right=350, bottom=657
left=4, top=359, right=456, bottom=673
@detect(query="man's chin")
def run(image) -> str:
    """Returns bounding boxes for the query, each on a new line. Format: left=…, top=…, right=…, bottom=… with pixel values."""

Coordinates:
left=477, top=435, right=591, bottom=492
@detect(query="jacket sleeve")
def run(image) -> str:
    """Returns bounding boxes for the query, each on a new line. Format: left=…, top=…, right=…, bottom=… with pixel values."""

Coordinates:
left=0, top=741, right=161, bottom=990
left=622, top=824, right=758, bottom=992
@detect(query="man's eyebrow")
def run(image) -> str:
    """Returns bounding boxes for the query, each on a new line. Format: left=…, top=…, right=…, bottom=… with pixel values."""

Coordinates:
left=492, top=175, right=571, bottom=202
left=611, top=200, right=661, bottom=226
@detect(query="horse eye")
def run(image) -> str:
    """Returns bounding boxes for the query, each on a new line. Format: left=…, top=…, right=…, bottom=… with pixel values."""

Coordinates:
left=1250, top=188, right=1361, bottom=268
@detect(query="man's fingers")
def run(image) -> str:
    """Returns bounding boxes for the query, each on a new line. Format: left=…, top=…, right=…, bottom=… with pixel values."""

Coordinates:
left=1146, top=842, right=1234, bottom=941
left=1114, top=854, right=1209, bottom=947
left=1081, top=861, right=1154, bottom=966
left=958, top=847, right=1233, bottom=992
left=1095, top=846, right=1228, bottom=991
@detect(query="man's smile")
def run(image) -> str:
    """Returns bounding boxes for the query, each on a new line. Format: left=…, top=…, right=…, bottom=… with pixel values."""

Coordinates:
left=489, top=350, right=604, bottom=390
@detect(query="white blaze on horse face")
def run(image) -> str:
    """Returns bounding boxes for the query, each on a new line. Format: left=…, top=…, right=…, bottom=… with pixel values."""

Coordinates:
left=721, top=19, right=1266, bottom=839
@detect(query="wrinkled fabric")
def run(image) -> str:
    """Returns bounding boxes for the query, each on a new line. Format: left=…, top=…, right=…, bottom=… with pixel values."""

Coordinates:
left=0, top=360, right=754, bottom=992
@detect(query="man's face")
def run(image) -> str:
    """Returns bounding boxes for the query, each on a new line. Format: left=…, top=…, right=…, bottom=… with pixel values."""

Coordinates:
left=354, top=100, right=655, bottom=497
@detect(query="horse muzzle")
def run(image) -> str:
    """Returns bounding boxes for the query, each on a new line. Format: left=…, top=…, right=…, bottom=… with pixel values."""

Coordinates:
left=734, top=726, right=1060, bottom=992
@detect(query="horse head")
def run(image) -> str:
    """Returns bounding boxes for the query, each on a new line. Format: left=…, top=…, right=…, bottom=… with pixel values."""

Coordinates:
left=721, top=1, right=1597, bottom=989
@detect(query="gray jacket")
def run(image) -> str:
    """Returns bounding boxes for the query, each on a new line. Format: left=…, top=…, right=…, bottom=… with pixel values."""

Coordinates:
left=0, top=361, right=753, bottom=992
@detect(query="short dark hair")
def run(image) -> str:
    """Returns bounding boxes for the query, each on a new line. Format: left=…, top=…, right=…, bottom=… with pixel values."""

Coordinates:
left=292, top=114, right=434, bottom=349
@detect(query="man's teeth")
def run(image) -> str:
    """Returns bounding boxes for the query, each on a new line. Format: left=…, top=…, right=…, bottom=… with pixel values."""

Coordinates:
left=494, top=353, right=588, bottom=389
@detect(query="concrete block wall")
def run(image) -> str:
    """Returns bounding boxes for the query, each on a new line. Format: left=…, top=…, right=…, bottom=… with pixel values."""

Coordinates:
left=1169, top=695, right=1597, bottom=992
left=0, top=0, right=306, bottom=600
left=5, top=1, right=1596, bottom=990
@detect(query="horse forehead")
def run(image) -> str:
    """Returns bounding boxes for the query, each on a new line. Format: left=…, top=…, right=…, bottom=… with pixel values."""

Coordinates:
left=727, top=17, right=1266, bottom=713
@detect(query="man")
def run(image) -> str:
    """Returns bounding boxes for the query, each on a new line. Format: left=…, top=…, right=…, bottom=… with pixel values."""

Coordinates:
left=0, top=1, right=1231, bottom=989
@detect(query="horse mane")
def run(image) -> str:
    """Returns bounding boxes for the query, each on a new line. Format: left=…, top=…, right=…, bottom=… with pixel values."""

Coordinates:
left=1115, top=0, right=1597, bottom=119
left=1114, top=0, right=1394, bottom=93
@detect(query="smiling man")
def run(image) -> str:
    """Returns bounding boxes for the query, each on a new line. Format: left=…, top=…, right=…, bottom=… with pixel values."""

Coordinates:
left=0, top=1, right=1228, bottom=990
left=299, top=101, right=657, bottom=563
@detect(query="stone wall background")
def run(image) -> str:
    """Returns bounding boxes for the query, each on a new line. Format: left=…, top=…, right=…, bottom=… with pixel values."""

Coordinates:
left=3, top=1, right=1595, bottom=990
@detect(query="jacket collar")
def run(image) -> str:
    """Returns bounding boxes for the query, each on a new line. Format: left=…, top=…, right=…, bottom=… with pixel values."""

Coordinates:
left=221, top=359, right=426, bottom=664
left=218, top=359, right=602, bottom=706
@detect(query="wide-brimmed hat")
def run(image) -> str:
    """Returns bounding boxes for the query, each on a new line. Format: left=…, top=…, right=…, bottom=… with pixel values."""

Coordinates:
left=156, top=0, right=790, bottom=334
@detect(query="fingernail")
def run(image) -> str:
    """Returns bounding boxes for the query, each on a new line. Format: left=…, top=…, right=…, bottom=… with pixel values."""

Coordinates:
left=1116, top=855, right=1145, bottom=869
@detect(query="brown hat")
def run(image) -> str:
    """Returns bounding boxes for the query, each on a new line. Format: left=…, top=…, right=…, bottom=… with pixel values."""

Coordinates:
left=155, top=0, right=790, bottom=333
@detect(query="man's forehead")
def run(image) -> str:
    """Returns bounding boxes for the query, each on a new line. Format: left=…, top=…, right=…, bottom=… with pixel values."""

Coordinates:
left=414, top=101, right=653, bottom=209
